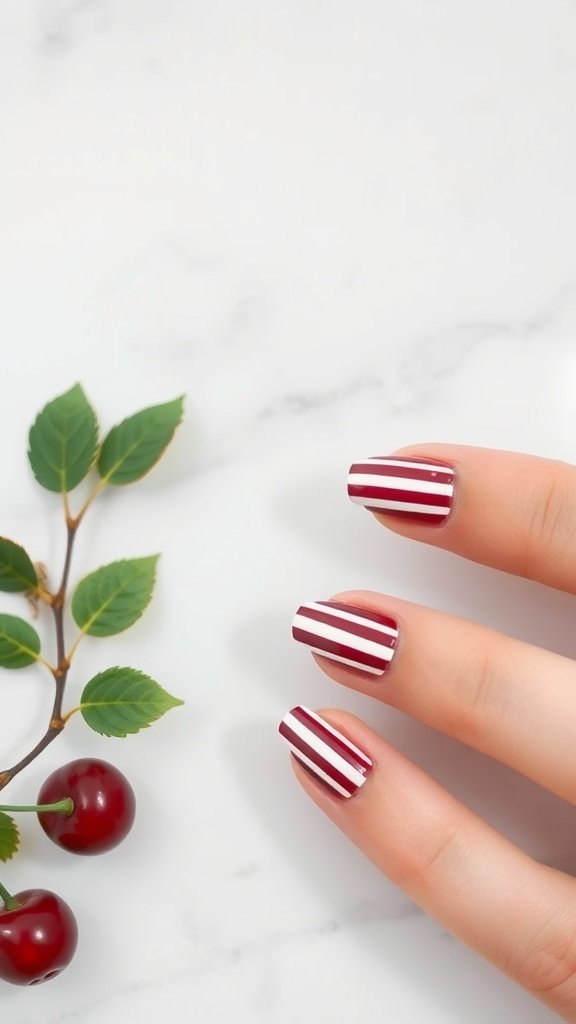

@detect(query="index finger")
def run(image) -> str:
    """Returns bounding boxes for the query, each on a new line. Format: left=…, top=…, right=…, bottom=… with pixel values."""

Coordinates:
left=348, top=445, right=576, bottom=592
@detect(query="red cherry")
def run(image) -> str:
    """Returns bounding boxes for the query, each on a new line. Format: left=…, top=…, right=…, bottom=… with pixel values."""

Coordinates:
left=0, top=889, right=78, bottom=985
left=37, top=758, right=136, bottom=855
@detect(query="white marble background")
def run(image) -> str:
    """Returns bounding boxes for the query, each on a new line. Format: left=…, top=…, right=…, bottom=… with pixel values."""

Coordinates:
left=1, top=1, right=576, bottom=1021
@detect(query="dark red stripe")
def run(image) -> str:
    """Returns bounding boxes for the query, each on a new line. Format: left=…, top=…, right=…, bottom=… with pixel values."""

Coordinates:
left=290, top=753, right=348, bottom=794
left=350, top=461, right=454, bottom=483
left=292, top=626, right=390, bottom=671
left=293, top=706, right=372, bottom=770
left=279, top=721, right=357, bottom=794
left=318, top=601, right=398, bottom=630
left=348, top=484, right=451, bottom=507
left=297, top=605, right=397, bottom=648
left=368, top=507, right=448, bottom=524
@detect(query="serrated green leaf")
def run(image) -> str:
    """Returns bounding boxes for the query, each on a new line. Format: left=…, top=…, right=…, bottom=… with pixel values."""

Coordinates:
left=97, top=396, right=184, bottom=486
left=0, top=538, right=38, bottom=593
left=28, top=383, right=99, bottom=493
left=0, top=813, right=19, bottom=862
left=71, top=556, right=159, bottom=637
left=0, top=614, right=41, bottom=669
left=79, top=667, right=183, bottom=737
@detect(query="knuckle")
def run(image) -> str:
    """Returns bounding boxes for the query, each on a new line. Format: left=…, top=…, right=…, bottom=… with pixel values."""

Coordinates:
left=449, top=642, right=501, bottom=743
left=511, top=905, right=576, bottom=1003
left=392, top=825, right=461, bottom=891
left=521, top=470, right=576, bottom=581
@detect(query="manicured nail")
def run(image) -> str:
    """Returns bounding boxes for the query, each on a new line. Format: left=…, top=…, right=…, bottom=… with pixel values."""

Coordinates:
left=347, top=456, right=455, bottom=524
left=279, top=705, right=373, bottom=798
left=292, top=600, right=398, bottom=676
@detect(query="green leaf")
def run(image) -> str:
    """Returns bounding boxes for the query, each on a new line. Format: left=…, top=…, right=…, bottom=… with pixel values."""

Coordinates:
left=97, top=396, right=184, bottom=486
left=71, top=556, right=159, bottom=637
left=28, top=383, right=99, bottom=493
left=79, top=667, right=183, bottom=737
left=0, top=813, right=19, bottom=862
left=0, top=539, right=38, bottom=593
left=0, top=614, right=41, bottom=669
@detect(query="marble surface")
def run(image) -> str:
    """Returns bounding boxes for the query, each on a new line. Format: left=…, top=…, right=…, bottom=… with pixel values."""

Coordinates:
left=1, top=1, right=576, bottom=1020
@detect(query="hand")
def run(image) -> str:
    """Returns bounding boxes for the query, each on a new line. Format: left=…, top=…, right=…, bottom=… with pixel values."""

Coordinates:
left=280, top=446, right=576, bottom=1022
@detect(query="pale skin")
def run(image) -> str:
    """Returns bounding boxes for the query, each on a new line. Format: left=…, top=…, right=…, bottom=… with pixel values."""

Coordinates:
left=289, top=444, right=576, bottom=1022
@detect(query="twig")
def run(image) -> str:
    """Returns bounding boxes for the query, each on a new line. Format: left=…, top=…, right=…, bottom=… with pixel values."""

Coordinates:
left=72, top=479, right=107, bottom=528
left=0, top=518, right=79, bottom=792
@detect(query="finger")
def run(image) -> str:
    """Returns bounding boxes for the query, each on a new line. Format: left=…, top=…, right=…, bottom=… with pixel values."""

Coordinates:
left=347, top=445, right=576, bottom=592
left=292, top=594, right=576, bottom=804
left=280, top=706, right=576, bottom=1021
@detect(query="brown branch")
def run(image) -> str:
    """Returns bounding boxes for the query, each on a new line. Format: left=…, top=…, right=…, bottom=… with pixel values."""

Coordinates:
left=0, top=520, right=78, bottom=793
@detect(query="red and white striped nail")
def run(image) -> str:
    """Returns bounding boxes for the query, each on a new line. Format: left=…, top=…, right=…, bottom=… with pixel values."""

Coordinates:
left=292, top=600, right=398, bottom=676
left=279, top=705, right=373, bottom=798
left=347, top=456, right=455, bottom=524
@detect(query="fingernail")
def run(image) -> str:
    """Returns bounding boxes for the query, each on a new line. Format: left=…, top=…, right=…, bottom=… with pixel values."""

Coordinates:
left=292, top=600, right=398, bottom=676
left=347, top=456, right=455, bottom=524
left=279, top=705, right=373, bottom=798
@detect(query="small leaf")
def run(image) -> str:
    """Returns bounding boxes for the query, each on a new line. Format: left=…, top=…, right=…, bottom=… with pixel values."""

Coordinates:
left=0, top=538, right=38, bottom=593
left=71, top=556, right=159, bottom=637
left=0, top=813, right=19, bottom=862
left=28, top=383, right=99, bottom=493
left=97, top=396, right=184, bottom=486
left=0, top=614, right=41, bottom=669
left=79, top=667, right=183, bottom=737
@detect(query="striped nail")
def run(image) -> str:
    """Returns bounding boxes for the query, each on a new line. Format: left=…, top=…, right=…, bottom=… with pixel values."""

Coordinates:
left=348, top=456, right=455, bottom=524
left=279, top=705, right=373, bottom=798
left=292, top=600, right=398, bottom=676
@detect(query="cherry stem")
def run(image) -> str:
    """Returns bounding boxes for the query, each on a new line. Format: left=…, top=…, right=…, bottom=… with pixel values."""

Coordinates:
left=0, top=799, right=74, bottom=816
left=0, top=490, right=97, bottom=793
left=0, top=881, right=20, bottom=911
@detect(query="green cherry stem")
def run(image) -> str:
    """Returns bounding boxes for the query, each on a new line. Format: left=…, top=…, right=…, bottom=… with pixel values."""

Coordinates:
left=0, top=881, right=20, bottom=911
left=0, top=799, right=74, bottom=816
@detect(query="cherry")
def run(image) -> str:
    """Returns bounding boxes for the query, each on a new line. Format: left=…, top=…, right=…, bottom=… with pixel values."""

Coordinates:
left=0, top=888, right=78, bottom=985
left=37, top=758, right=136, bottom=855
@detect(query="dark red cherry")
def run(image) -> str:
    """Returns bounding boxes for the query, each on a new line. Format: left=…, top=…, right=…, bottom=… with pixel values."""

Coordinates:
left=37, top=758, right=136, bottom=855
left=0, top=889, right=77, bottom=985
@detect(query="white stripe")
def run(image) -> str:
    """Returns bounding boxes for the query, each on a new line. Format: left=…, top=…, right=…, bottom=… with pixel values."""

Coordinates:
left=349, top=496, right=450, bottom=515
left=299, top=706, right=373, bottom=765
left=284, top=743, right=352, bottom=797
left=348, top=473, right=453, bottom=497
left=283, top=713, right=366, bottom=786
left=293, top=614, right=395, bottom=661
left=302, top=602, right=398, bottom=638
left=355, top=458, right=454, bottom=476
left=308, top=647, right=384, bottom=675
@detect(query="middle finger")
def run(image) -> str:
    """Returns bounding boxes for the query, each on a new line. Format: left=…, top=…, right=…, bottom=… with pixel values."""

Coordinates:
left=292, top=593, right=576, bottom=803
